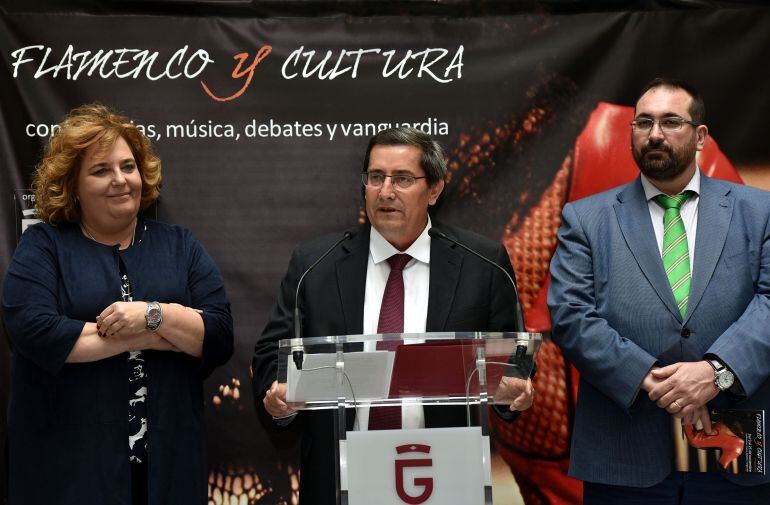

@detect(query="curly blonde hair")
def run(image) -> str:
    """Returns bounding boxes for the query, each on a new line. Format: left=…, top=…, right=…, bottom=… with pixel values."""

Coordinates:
left=32, top=103, right=162, bottom=224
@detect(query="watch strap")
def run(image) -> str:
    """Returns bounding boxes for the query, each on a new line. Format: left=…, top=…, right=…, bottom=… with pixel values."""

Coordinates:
left=705, top=356, right=746, bottom=398
left=707, top=357, right=734, bottom=391
left=707, top=358, right=725, bottom=373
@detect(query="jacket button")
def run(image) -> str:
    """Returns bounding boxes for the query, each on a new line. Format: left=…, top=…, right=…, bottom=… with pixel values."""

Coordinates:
left=681, top=328, right=691, bottom=338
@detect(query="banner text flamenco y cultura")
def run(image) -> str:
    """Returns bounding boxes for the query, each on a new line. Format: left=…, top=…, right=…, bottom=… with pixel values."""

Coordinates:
left=10, top=44, right=465, bottom=102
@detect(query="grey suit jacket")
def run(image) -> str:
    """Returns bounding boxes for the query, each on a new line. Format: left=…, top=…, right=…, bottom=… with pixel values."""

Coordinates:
left=252, top=222, right=520, bottom=504
left=548, top=174, right=770, bottom=487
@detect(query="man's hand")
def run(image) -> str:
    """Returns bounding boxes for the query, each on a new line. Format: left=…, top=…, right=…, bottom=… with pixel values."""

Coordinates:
left=682, top=404, right=713, bottom=433
left=640, top=366, right=664, bottom=393
left=647, top=361, right=718, bottom=418
left=495, top=376, right=535, bottom=412
left=264, top=380, right=296, bottom=418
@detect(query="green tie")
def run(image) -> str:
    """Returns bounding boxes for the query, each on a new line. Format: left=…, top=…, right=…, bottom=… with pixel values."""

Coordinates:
left=654, top=191, right=695, bottom=317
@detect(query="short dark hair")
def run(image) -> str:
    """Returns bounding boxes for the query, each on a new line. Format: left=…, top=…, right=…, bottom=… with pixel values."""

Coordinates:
left=362, top=127, right=446, bottom=186
left=636, top=77, right=705, bottom=124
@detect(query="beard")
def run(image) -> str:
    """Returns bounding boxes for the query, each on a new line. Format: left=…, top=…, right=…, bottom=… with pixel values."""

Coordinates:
left=632, top=136, right=697, bottom=182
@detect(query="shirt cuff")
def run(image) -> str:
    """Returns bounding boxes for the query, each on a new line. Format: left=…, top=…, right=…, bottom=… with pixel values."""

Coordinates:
left=272, top=412, right=298, bottom=426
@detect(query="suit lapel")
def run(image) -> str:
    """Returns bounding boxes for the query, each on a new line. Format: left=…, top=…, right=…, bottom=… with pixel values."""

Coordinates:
left=685, top=176, right=733, bottom=323
left=426, top=231, right=463, bottom=331
left=336, top=226, right=369, bottom=335
left=614, top=178, right=683, bottom=321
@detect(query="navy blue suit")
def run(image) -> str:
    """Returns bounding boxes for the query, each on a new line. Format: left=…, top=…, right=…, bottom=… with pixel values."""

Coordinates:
left=548, top=174, right=770, bottom=488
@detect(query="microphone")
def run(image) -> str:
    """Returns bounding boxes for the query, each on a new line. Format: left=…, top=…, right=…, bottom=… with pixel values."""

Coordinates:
left=428, top=226, right=526, bottom=335
left=292, top=231, right=353, bottom=370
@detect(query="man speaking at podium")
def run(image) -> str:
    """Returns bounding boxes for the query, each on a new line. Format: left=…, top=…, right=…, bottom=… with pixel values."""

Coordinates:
left=252, top=127, right=534, bottom=504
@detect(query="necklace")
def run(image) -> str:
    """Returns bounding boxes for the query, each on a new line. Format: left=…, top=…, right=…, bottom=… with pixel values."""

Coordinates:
left=81, top=219, right=137, bottom=247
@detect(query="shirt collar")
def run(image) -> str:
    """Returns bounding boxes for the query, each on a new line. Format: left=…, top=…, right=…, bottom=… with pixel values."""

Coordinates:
left=641, top=167, right=701, bottom=201
left=369, top=216, right=432, bottom=265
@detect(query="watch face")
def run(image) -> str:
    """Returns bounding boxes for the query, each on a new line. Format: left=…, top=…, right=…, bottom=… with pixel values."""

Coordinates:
left=146, top=302, right=162, bottom=330
left=717, top=370, right=735, bottom=390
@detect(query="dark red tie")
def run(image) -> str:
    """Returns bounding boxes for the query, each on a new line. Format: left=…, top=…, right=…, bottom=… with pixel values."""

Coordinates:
left=368, top=254, right=411, bottom=430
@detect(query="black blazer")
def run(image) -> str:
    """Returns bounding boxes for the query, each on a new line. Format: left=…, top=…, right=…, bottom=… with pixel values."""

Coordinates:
left=252, top=222, right=520, bottom=505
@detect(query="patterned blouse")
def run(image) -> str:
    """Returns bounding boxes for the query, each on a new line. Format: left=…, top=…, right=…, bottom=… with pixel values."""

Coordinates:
left=118, top=255, right=148, bottom=463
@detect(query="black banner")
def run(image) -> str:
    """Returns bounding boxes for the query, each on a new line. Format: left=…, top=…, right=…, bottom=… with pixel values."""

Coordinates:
left=2, top=5, right=769, bottom=504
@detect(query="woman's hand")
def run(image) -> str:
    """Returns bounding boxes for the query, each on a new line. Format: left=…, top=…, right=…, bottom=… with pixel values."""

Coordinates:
left=66, top=323, right=179, bottom=363
left=97, top=301, right=148, bottom=337
left=98, top=301, right=204, bottom=357
left=97, top=301, right=182, bottom=352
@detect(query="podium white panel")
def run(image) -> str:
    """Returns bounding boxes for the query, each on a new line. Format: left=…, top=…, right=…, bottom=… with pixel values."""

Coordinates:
left=343, top=427, right=489, bottom=505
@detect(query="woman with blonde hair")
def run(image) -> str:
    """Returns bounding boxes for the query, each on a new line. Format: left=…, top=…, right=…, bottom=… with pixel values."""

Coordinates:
left=3, top=103, right=233, bottom=505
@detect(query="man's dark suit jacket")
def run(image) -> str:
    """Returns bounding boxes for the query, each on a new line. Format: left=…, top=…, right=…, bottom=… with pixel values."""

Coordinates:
left=252, top=222, right=520, bottom=505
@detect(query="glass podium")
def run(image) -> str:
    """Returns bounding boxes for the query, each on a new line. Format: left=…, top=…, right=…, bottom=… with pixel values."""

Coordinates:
left=277, top=331, right=541, bottom=505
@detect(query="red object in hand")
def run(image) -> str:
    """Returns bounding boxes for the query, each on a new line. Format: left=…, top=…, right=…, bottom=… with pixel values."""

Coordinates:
left=684, top=422, right=745, bottom=469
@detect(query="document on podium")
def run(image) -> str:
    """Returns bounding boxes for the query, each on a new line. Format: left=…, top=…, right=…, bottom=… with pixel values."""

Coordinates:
left=286, top=350, right=395, bottom=403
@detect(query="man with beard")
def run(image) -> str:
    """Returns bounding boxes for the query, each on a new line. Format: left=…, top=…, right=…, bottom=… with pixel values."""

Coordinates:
left=548, top=78, right=770, bottom=504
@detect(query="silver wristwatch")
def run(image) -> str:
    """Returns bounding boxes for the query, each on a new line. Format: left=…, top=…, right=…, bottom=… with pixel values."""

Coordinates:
left=145, top=301, right=163, bottom=331
left=708, top=358, right=734, bottom=391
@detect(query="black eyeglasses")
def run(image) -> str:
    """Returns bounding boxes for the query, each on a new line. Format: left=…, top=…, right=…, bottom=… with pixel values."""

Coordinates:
left=630, top=116, right=701, bottom=133
left=361, top=171, right=426, bottom=190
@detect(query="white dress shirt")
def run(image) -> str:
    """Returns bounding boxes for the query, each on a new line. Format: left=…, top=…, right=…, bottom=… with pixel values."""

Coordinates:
left=355, top=218, right=433, bottom=430
left=640, top=168, right=700, bottom=271
left=362, top=220, right=431, bottom=335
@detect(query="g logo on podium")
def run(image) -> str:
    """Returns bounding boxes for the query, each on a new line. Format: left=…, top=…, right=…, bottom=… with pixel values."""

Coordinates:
left=394, top=444, right=434, bottom=504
